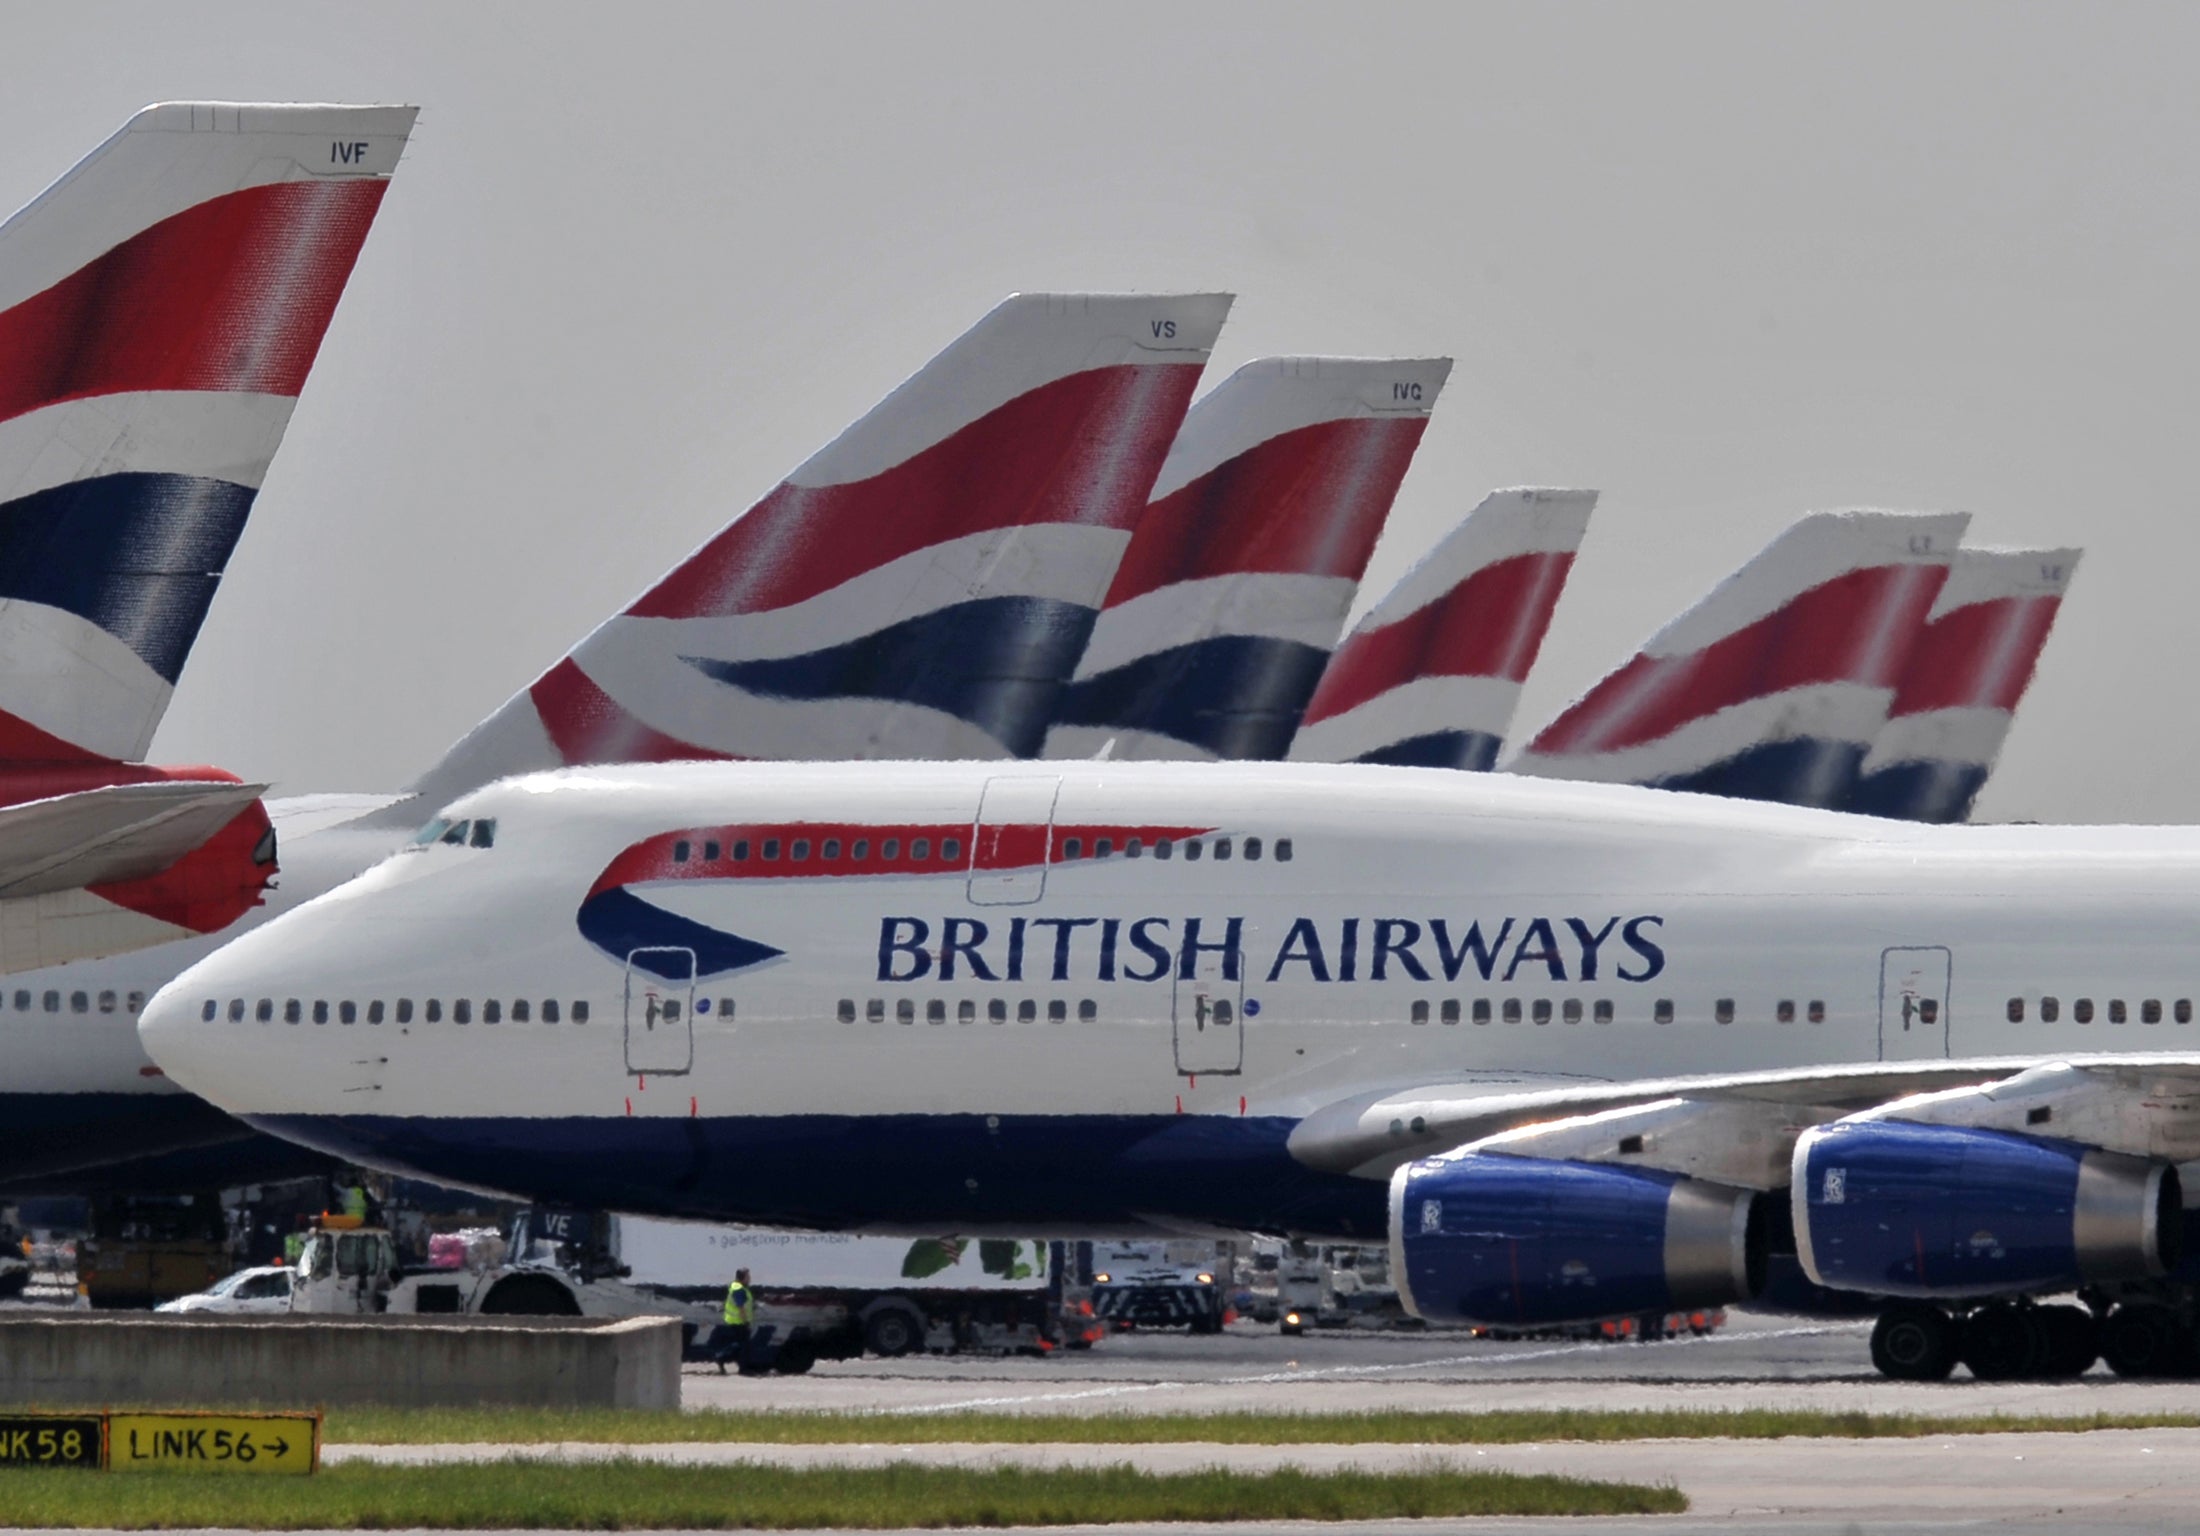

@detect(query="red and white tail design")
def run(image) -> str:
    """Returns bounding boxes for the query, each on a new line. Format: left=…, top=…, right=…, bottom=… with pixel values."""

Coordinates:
left=1044, top=356, right=1449, bottom=762
left=1847, top=547, right=2081, bottom=823
left=0, top=102, right=414, bottom=766
left=1510, top=510, right=1967, bottom=808
left=1289, top=488, right=1593, bottom=769
left=399, top=293, right=1231, bottom=815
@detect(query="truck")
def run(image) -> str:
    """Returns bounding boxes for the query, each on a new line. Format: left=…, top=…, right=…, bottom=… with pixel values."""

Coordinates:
left=76, top=1194, right=230, bottom=1309
left=613, top=1218, right=1097, bottom=1363
left=1087, top=1240, right=1228, bottom=1333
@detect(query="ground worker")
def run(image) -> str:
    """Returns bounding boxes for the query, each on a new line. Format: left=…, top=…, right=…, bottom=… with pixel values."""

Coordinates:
left=714, top=1267, right=755, bottom=1372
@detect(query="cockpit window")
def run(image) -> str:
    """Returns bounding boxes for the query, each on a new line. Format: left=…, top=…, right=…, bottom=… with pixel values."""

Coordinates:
left=469, top=818, right=497, bottom=849
left=411, top=818, right=452, bottom=847
left=410, top=817, right=497, bottom=851
left=441, top=820, right=469, bottom=845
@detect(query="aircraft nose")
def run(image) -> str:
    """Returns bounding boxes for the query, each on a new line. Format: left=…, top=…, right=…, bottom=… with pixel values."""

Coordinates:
left=139, top=946, right=269, bottom=1113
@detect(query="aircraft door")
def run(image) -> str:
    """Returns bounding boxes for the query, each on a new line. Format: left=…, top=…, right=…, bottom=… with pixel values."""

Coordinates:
left=1878, top=946, right=1952, bottom=1061
left=1172, top=920, right=1246, bottom=1076
left=624, top=947, right=696, bottom=1075
left=968, top=776, right=1061, bottom=906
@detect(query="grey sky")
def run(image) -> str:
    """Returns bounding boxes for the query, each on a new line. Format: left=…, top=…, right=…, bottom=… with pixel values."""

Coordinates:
left=5, top=3, right=2196, bottom=821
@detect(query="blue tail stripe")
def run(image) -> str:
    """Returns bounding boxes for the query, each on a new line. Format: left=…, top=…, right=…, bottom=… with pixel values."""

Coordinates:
left=1353, top=730, right=1504, bottom=772
left=0, top=473, right=257, bottom=684
left=682, top=595, right=1097, bottom=758
left=1845, top=760, right=1988, bottom=825
left=1055, top=635, right=1332, bottom=761
left=1649, top=737, right=1868, bottom=809
left=576, top=887, right=785, bottom=978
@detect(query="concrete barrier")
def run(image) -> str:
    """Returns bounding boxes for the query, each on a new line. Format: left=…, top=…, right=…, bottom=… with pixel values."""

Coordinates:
left=0, top=1313, right=681, bottom=1409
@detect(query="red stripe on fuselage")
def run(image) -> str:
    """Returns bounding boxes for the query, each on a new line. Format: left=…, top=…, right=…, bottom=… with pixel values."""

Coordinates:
left=1887, top=594, right=2062, bottom=717
left=0, top=179, right=388, bottom=429
left=1526, top=563, right=1945, bottom=757
left=1102, top=416, right=1427, bottom=609
left=590, top=821, right=1212, bottom=898
left=628, top=363, right=1201, bottom=621
left=1302, top=550, right=1575, bottom=725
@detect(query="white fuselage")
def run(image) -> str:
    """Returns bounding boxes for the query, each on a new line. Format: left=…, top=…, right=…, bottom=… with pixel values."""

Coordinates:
left=140, top=760, right=2200, bottom=1237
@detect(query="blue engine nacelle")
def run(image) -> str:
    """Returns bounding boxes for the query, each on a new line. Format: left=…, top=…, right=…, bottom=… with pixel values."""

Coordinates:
left=1793, top=1119, right=2181, bottom=1298
left=1387, top=1152, right=1765, bottom=1327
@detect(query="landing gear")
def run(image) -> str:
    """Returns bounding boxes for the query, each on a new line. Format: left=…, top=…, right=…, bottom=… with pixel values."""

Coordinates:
left=1872, top=1296, right=2172, bottom=1380
left=2101, top=1303, right=2184, bottom=1378
left=1960, top=1302, right=2044, bottom=1380
left=1870, top=1302, right=1958, bottom=1380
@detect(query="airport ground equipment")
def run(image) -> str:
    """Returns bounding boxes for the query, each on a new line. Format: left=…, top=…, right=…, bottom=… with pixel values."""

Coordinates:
left=1089, top=1241, right=1228, bottom=1333
left=76, top=1194, right=228, bottom=1309
left=285, top=1222, right=697, bottom=1330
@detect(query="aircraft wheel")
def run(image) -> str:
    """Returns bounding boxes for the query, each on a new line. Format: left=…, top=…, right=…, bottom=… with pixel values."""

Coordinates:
left=2103, top=1304, right=2181, bottom=1377
left=478, top=1274, right=582, bottom=1316
left=2034, top=1304, right=2099, bottom=1378
left=1961, top=1303, right=2045, bottom=1380
left=1870, top=1302, right=1957, bottom=1380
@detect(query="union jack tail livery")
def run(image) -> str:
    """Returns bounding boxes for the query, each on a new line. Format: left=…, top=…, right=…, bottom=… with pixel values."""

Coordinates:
left=1846, top=547, right=2080, bottom=824
left=1045, top=356, right=1449, bottom=762
left=0, top=101, right=414, bottom=767
left=404, top=293, right=1231, bottom=814
left=1509, top=510, right=1968, bottom=807
left=1288, top=487, right=1594, bottom=769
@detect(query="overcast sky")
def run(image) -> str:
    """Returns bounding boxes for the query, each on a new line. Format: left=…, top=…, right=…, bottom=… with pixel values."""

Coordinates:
left=6, top=3, right=2198, bottom=822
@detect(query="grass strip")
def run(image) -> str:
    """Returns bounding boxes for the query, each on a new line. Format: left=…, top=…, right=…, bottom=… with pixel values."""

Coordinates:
left=316, top=1404, right=2200, bottom=1446
left=0, top=1459, right=1680, bottom=1528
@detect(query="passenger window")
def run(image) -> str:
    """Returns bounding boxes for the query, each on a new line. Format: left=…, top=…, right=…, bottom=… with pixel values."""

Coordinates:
left=1777, top=999, right=1795, bottom=1024
left=1594, top=999, right=1614, bottom=1024
left=229, top=999, right=245, bottom=1023
left=660, top=1000, right=679, bottom=1022
left=1185, top=839, right=1203, bottom=862
left=912, top=838, right=930, bottom=860
left=98, top=991, right=116, bottom=1014
left=2042, top=996, right=2059, bottom=1022
left=733, top=840, right=749, bottom=861
left=426, top=999, right=443, bottom=1023
left=942, top=838, right=961, bottom=861
left=368, top=1001, right=385, bottom=1025
left=42, top=991, right=57, bottom=1013
left=817, top=839, right=836, bottom=860
left=958, top=1000, right=976, bottom=1024
left=1715, top=998, right=1734, bottom=1024
left=70, top=992, right=87, bottom=1014
left=397, top=999, right=414, bottom=1024
left=572, top=1001, right=589, bottom=1024
left=1472, top=999, right=1491, bottom=1024
left=1410, top=1000, right=1429, bottom=1025
left=1215, top=838, right=1231, bottom=861
left=284, top=999, right=301, bottom=1024
left=470, top=819, right=496, bottom=849
left=513, top=999, right=531, bottom=1023
left=704, top=840, right=720, bottom=862
left=852, top=839, right=869, bottom=860
left=866, top=999, right=884, bottom=1023
left=2143, top=999, right=2162, bottom=1024
left=1808, top=1000, right=1826, bottom=1024
left=454, top=1000, right=472, bottom=1024
left=1048, top=999, right=1068, bottom=1022
left=1064, top=837, right=1082, bottom=860
left=1502, top=998, right=1521, bottom=1023
left=1562, top=998, right=1582, bottom=1024
left=673, top=840, right=691, bottom=863
left=1441, top=999, right=1460, bottom=1025
left=255, top=999, right=272, bottom=1022
left=1919, top=998, right=1939, bottom=1024
left=837, top=999, right=856, bottom=1023
left=2109, top=999, right=2127, bottom=1024
left=1018, top=999, right=1037, bottom=1023
left=1213, top=999, right=1233, bottom=1025
left=2074, top=998, right=2093, bottom=1024
left=1095, top=838, right=1113, bottom=858
left=200, top=1000, right=216, bottom=1023
left=989, top=999, right=1008, bottom=1023
left=10, top=990, right=25, bottom=1011
left=1655, top=999, right=1674, bottom=1024
left=312, top=1000, right=328, bottom=1024
left=1275, top=838, right=1294, bottom=862
left=1532, top=999, right=1552, bottom=1025
left=2181, top=1000, right=2194, bottom=1025
left=791, top=839, right=810, bottom=861
left=127, top=992, right=144, bottom=1014
left=883, top=838, right=900, bottom=860
left=484, top=999, right=502, bottom=1024
left=896, top=999, right=914, bottom=1024
left=763, top=839, right=780, bottom=860
left=2007, top=997, right=2025, bottom=1023
left=1126, top=838, right=1144, bottom=859
left=1244, top=837, right=1262, bottom=861
left=1078, top=999, right=1097, bottom=1021
left=1155, top=839, right=1173, bottom=860
left=542, top=999, right=559, bottom=1023
left=926, top=999, right=945, bottom=1023
left=339, top=1001, right=357, bottom=1025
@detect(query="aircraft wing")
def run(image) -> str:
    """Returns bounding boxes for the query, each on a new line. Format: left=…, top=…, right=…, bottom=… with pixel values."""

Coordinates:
left=0, top=780, right=269, bottom=898
left=1290, top=1052, right=2200, bottom=1186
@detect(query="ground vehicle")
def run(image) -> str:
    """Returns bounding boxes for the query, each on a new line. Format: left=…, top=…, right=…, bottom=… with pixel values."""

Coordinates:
left=615, top=1219, right=1091, bottom=1363
left=76, top=1195, right=229, bottom=1308
left=1089, top=1242, right=1227, bottom=1333
left=0, top=1231, right=28, bottom=1299
left=286, top=1222, right=697, bottom=1326
left=156, top=1264, right=293, bottom=1315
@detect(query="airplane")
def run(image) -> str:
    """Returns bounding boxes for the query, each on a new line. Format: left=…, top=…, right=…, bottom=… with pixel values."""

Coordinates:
left=1287, top=488, right=1594, bottom=769
left=1506, top=510, right=1966, bottom=808
left=0, top=102, right=413, bottom=975
left=0, top=292, right=1230, bottom=1186
left=1847, top=547, right=2081, bottom=824
left=1044, top=357, right=1449, bottom=762
left=141, top=753, right=2200, bottom=1382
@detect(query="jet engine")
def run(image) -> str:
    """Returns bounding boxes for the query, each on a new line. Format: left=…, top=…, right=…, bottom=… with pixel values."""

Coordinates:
left=1387, top=1152, right=1766, bottom=1326
left=1793, top=1119, right=2181, bottom=1297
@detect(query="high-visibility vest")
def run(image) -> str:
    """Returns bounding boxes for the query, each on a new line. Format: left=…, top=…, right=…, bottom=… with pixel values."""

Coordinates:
left=341, top=1186, right=368, bottom=1220
left=722, top=1282, right=754, bottom=1327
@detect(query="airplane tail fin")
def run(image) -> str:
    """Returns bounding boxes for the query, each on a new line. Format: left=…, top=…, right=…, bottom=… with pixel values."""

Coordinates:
left=1509, top=509, right=1968, bottom=807
left=1289, top=487, right=1594, bottom=768
left=396, top=293, right=1230, bottom=816
left=0, top=101, right=415, bottom=766
left=1847, top=547, right=2080, bottom=823
left=1045, top=356, right=1449, bottom=761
